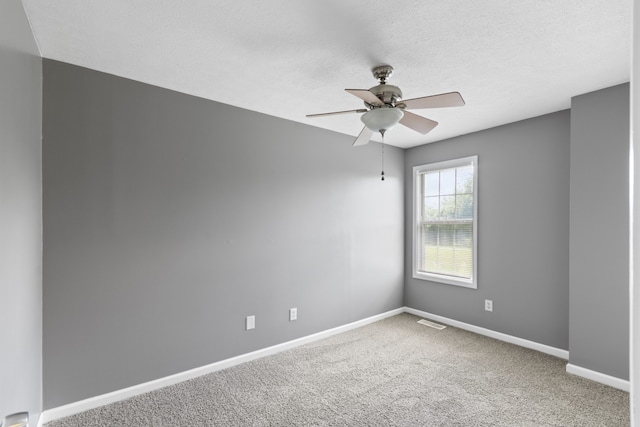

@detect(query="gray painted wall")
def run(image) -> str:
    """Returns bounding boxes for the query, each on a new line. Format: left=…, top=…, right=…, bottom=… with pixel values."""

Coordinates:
left=0, top=0, right=43, bottom=421
left=404, top=111, right=571, bottom=350
left=42, top=60, right=404, bottom=408
left=569, top=83, right=629, bottom=380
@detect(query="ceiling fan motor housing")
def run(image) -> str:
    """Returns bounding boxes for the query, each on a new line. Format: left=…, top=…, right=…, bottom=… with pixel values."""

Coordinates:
left=368, top=65, right=403, bottom=107
left=368, top=84, right=403, bottom=107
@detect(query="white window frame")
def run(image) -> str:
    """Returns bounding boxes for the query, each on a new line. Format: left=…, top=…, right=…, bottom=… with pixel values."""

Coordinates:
left=412, top=156, right=478, bottom=289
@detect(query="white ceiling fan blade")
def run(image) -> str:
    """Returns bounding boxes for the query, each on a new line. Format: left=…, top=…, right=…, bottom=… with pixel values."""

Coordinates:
left=345, top=89, right=384, bottom=106
left=353, top=126, right=374, bottom=146
left=399, top=110, right=439, bottom=134
left=306, top=108, right=368, bottom=118
left=401, top=92, right=465, bottom=109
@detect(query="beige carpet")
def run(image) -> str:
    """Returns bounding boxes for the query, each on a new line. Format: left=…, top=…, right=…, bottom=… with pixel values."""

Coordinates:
left=45, top=313, right=629, bottom=426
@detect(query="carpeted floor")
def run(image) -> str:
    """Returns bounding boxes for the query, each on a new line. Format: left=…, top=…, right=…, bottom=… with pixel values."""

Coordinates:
left=45, top=313, right=629, bottom=426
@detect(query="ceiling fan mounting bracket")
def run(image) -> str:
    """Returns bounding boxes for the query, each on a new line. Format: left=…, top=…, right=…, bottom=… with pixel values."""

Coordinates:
left=372, top=65, right=394, bottom=84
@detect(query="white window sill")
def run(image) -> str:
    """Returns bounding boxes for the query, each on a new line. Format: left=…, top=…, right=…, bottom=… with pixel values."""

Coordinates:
left=413, top=271, right=477, bottom=289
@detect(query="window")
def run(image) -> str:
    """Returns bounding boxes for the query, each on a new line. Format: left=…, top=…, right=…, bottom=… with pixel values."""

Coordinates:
left=413, top=156, right=477, bottom=288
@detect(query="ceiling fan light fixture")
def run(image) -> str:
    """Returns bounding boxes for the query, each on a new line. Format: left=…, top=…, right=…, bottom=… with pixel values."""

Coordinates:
left=361, top=107, right=404, bottom=133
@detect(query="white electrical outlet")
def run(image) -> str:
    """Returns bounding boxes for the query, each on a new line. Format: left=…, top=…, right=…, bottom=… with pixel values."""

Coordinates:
left=289, top=308, right=297, bottom=321
left=246, top=315, right=255, bottom=330
left=485, top=299, right=493, bottom=312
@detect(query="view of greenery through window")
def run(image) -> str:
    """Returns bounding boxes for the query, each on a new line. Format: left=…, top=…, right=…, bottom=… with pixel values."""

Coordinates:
left=419, top=164, right=474, bottom=279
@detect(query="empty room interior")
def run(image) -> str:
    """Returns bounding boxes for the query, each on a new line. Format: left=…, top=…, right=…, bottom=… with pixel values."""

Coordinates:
left=2, top=0, right=638, bottom=426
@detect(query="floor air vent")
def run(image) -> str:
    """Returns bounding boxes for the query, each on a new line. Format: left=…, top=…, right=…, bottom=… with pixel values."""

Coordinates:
left=418, top=319, right=446, bottom=330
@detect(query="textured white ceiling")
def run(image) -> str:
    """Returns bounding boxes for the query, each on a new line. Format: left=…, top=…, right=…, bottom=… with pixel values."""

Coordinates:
left=22, top=0, right=631, bottom=148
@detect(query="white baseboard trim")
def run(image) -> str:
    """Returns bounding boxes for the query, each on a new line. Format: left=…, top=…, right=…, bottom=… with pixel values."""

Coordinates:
left=37, top=307, right=404, bottom=426
left=406, top=308, right=630, bottom=392
left=404, top=307, right=570, bottom=360
left=40, top=307, right=627, bottom=425
left=566, top=363, right=630, bottom=392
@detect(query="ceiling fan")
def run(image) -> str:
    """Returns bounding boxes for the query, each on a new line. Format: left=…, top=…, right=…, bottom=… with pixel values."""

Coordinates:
left=307, top=65, right=465, bottom=146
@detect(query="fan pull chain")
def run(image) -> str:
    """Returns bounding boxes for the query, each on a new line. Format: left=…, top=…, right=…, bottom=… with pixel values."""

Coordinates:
left=380, top=130, right=385, bottom=181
